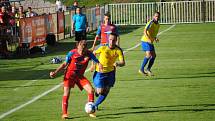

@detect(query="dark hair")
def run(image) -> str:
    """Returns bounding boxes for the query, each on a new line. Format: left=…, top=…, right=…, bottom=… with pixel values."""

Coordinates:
left=155, top=11, right=160, bottom=16
left=104, top=12, right=111, bottom=18
left=109, top=33, right=118, bottom=39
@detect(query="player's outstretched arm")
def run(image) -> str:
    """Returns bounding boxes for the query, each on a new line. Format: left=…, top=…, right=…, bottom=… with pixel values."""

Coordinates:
left=114, top=60, right=125, bottom=67
left=50, top=62, right=67, bottom=78
left=91, top=35, right=99, bottom=51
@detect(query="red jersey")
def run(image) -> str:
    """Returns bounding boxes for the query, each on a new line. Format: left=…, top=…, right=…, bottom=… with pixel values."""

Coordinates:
left=65, top=49, right=99, bottom=77
left=96, top=23, right=119, bottom=44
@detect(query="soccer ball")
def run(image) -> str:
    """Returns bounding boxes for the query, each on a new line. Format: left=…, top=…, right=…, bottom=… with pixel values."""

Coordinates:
left=85, top=102, right=96, bottom=114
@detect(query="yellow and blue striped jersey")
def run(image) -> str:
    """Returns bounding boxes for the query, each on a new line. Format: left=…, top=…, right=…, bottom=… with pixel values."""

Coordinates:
left=95, top=46, right=124, bottom=73
left=141, top=20, right=160, bottom=43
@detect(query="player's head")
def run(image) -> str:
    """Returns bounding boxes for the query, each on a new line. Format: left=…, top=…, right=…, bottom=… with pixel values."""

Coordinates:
left=104, top=12, right=111, bottom=23
left=76, top=7, right=81, bottom=14
left=28, top=7, right=32, bottom=12
left=153, top=11, right=160, bottom=22
left=73, top=1, right=78, bottom=6
left=76, top=40, right=87, bottom=53
left=1, top=6, right=6, bottom=13
left=19, top=6, right=23, bottom=12
left=108, top=33, right=117, bottom=49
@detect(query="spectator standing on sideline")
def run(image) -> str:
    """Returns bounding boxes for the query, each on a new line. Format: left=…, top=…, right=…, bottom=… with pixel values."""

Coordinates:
left=71, top=1, right=78, bottom=12
left=26, top=7, right=37, bottom=17
left=56, top=0, right=63, bottom=12
left=72, top=7, right=89, bottom=42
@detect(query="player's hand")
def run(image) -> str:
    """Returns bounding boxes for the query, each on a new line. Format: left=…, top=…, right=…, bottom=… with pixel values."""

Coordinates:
left=98, top=63, right=103, bottom=72
left=91, top=46, right=95, bottom=51
left=114, top=62, right=118, bottom=67
left=155, top=38, right=159, bottom=43
left=50, top=71, right=56, bottom=78
left=90, top=65, right=95, bottom=72
left=86, top=27, right=90, bottom=33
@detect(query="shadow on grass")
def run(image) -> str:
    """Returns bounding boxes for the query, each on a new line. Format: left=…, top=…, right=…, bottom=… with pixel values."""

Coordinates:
left=0, top=83, right=58, bottom=88
left=55, top=103, right=215, bottom=120
left=0, top=68, right=64, bottom=81
left=97, top=103, right=215, bottom=118
left=120, top=74, right=215, bottom=82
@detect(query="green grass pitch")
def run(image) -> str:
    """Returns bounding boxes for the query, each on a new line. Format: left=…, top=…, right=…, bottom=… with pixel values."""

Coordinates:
left=0, top=23, right=215, bottom=121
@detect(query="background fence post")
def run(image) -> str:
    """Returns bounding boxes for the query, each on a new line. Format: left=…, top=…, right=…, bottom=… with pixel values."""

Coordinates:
left=201, top=0, right=206, bottom=23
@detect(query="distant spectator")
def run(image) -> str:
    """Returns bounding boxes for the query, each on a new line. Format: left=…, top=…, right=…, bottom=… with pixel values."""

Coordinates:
left=26, top=7, right=37, bottom=17
left=0, top=6, right=9, bottom=57
left=8, top=6, right=16, bottom=26
left=56, top=0, right=62, bottom=12
left=15, top=6, right=25, bottom=36
left=72, top=7, right=89, bottom=41
left=95, top=4, right=101, bottom=27
left=71, top=1, right=78, bottom=12
left=0, top=0, right=10, bottom=8
left=0, top=6, right=10, bottom=26
left=15, top=6, right=25, bottom=19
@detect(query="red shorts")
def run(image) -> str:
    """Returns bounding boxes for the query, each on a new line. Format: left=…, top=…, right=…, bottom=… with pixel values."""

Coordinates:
left=63, top=74, right=91, bottom=90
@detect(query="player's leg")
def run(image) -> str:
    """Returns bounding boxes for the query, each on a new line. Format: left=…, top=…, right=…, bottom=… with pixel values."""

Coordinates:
left=62, top=86, right=71, bottom=118
left=140, top=51, right=151, bottom=73
left=94, top=87, right=109, bottom=108
left=83, top=83, right=95, bottom=103
left=62, top=76, right=75, bottom=119
left=140, top=42, right=152, bottom=74
left=146, top=45, right=156, bottom=76
left=147, top=51, right=156, bottom=71
left=94, top=70, right=115, bottom=108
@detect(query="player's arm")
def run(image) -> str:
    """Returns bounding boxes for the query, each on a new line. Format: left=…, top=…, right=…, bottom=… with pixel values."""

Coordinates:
left=114, top=49, right=125, bottom=67
left=115, top=26, right=120, bottom=46
left=71, top=15, right=76, bottom=33
left=89, top=52, right=103, bottom=72
left=155, top=25, right=160, bottom=43
left=85, top=15, right=89, bottom=32
left=92, top=26, right=101, bottom=50
left=90, top=48, right=101, bottom=72
left=50, top=52, right=73, bottom=78
left=144, top=21, right=154, bottom=43
left=50, top=62, right=67, bottom=78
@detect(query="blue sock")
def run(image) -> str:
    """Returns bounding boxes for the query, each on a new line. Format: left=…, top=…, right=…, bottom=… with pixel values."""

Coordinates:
left=141, top=57, right=149, bottom=71
left=147, top=57, right=155, bottom=71
left=95, top=94, right=108, bottom=107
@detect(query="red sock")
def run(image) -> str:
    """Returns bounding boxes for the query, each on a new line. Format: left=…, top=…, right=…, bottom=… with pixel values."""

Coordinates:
left=62, top=96, right=68, bottom=114
left=88, top=93, right=94, bottom=102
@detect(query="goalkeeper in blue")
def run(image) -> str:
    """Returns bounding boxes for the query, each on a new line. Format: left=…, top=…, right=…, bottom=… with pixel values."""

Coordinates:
left=139, top=12, right=160, bottom=76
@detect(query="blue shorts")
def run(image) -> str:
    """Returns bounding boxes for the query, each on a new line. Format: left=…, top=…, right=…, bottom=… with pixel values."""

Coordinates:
left=93, top=70, right=115, bottom=88
left=141, top=41, right=155, bottom=51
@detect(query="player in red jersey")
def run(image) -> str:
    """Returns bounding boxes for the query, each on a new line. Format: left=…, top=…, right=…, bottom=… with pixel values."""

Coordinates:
left=91, top=12, right=120, bottom=50
left=50, top=40, right=103, bottom=119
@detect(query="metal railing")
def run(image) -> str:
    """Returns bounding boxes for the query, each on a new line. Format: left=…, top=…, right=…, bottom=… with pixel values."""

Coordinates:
left=106, top=0, right=215, bottom=25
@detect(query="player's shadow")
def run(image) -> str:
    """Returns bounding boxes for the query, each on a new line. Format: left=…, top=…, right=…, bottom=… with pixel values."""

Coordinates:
left=0, top=83, right=58, bottom=89
left=120, top=74, right=215, bottom=82
left=0, top=68, right=63, bottom=81
left=97, top=103, right=215, bottom=118
left=153, top=74, right=215, bottom=80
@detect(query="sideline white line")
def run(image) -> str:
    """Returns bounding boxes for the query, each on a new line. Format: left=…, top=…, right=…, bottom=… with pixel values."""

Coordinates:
left=123, top=24, right=175, bottom=53
left=0, top=24, right=176, bottom=120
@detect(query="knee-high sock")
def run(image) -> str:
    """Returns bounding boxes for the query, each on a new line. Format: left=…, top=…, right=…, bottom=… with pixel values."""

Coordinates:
left=88, top=93, right=94, bottom=102
left=147, top=57, right=155, bottom=70
left=62, top=96, right=69, bottom=114
left=141, top=57, right=150, bottom=71
left=95, top=93, right=108, bottom=107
